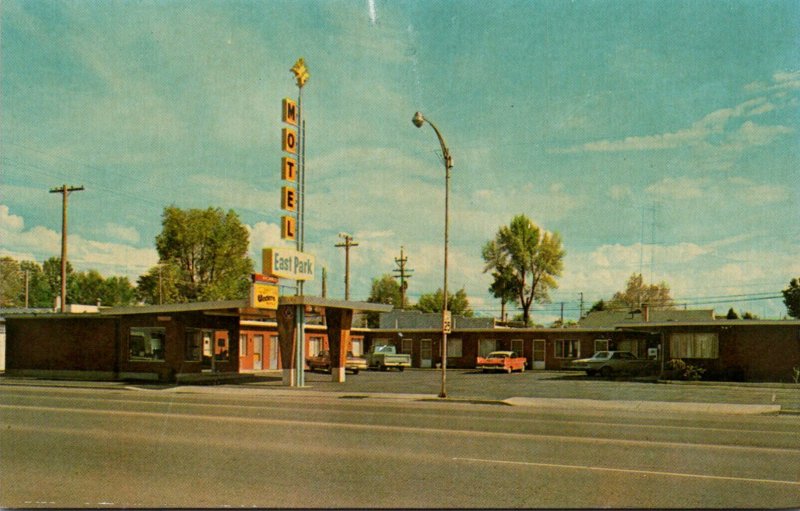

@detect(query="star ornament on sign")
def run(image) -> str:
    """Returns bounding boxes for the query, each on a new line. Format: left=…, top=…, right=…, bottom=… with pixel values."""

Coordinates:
left=291, top=58, right=310, bottom=88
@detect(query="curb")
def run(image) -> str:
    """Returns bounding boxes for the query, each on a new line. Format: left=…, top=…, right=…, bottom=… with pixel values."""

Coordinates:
left=503, top=396, right=782, bottom=415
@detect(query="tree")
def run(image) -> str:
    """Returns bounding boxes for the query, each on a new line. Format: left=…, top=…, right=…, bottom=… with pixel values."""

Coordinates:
left=19, top=260, right=53, bottom=307
left=783, top=278, right=800, bottom=319
left=482, top=215, right=565, bottom=326
left=136, top=261, right=185, bottom=305
left=42, top=256, right=73, bottom=301
left=0, top=257, right=23, bottom=307
left=588, top=299, right=607, bottom=313
left=607, top=273, right=674, bottom=310
left=365, top=274, right=403, bottom=327
left=726, top=307, right=740, bottom=319
left=414, top=288, right=473, bottom=317
left=152, top=206, right=253, bottom=302
left=100, top=276, right=136, bottom=306
left=488, top=265, right=519, bottom=322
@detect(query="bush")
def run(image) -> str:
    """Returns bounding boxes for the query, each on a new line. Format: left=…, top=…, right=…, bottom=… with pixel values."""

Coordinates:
left=665, top=358, right=705, bottom=381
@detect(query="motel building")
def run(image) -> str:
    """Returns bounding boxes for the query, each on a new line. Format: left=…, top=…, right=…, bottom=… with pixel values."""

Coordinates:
left=3, top=303, right=800, bottom=384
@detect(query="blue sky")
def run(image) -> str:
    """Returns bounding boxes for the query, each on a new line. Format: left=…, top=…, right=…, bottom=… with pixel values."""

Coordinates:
left=2, top=0, right=798, bottom=321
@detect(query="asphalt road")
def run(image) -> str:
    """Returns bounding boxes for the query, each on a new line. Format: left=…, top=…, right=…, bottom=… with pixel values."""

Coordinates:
left=264, top=368, right=800, bottom=411
left=1, top=384, right=798, bottom=508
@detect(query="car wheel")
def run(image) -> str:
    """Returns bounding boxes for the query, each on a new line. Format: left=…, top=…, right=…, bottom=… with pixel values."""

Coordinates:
left=352, top=368, right=359, bottom=375
left=506, top=367, right=512, bottom=374
left=585, top=370, right=597, bottom=377
left=600, top=366, right=614, bottom=378
left=398, top=366, right=404, bottom=372
left=380, top=363, right=387, bottom=371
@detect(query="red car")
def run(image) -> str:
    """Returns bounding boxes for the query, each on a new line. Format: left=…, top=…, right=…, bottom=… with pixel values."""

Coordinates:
left=476, top=351, right=527, bottom=373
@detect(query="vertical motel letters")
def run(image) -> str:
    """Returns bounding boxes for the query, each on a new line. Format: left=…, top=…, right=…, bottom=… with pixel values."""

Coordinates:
left=281, top=98, right=299, bottom=240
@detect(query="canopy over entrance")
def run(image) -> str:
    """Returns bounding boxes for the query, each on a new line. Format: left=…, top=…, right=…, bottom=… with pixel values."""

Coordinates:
left=275, top=296, right=392, bottom=385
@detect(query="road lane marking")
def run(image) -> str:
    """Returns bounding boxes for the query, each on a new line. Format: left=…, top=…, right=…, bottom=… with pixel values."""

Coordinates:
left=3, top=403, right=800, bottom=455
left=2, top=392, right=796, bottom=440
left=452, top=457, right=800, bottom=486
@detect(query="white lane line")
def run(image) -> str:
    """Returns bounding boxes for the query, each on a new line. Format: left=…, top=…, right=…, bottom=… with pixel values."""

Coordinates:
left=4, top=403, right=800, bottom=455
left=452, top=457, right=800, bottom=486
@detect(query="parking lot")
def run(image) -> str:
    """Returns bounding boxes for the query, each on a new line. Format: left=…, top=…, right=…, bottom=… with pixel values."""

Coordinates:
left=245, top=368, right=800, bottom=411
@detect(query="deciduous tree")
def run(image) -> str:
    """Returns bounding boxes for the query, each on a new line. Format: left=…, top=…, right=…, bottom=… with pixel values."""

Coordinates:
left=365, top=274, right=403, bottom=327
left=150, top=206, right=253, bottom=302
left=607, top=273, right=674, bottom=310
left=782, top=277, right=800, bottom=319
left=414, top=288, right=473, bottom=317
left=482, top=215, right=564, bottom=326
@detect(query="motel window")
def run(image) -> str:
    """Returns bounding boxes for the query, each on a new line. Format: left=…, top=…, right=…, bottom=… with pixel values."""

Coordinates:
left=594, top=339, right=610, bottom=353
left=670, top=332, right=719, bottom=359
left=129, top=327, right=166, bottom=361
left=479, top=339, right=497, bottom=357
left=309, top=337, right=323, bottom=357
left=239, top=334, right=248, bottom=356
left=511, top=339, right=524, bottom=357
left=448, top=338, right=463, bottom=358
left=555, top=340, right=580, bottom=359
left=351, top=338, right=363, bottom=357
left=401, top=339, right=413, bottom=355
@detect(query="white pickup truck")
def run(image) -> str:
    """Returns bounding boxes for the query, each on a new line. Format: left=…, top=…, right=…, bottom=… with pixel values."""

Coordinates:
left=365, top=344, right=412, bottom=371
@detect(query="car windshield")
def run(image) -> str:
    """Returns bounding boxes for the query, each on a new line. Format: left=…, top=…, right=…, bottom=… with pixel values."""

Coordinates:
left=487, top=354, right=506, bottom=359
left=592, top=351, right=610, bottom=359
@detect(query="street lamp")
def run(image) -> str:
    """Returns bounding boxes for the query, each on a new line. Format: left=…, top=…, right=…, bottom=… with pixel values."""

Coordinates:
left=412, top=111, right=453, bottom=399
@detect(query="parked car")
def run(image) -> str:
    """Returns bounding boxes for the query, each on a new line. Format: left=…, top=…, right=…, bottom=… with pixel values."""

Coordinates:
left=306, top=350, right=367, bottom=374
left=569, top=351, right=656, bottom=377
left=476, top=351, right=527, bottom=373
left=365, top=344, right=412, bottom=371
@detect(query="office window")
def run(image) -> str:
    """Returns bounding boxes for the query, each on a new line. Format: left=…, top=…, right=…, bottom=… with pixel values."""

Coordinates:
left=239, top=334, right=248, bottom=356
left=401, top=339, right=413, bottom=354
left=670, top=332, right=719, bottom=359
left=448, top=338, right=463, bottom=357
left=129, top=327, right=166, bottom=361
left=594, top=339, right=610, bottom=352
left=351, top=338, right=363, bottom=356
left=555, top=340, right=580, bottom=359
left=185, top=330, right=202, bottom=361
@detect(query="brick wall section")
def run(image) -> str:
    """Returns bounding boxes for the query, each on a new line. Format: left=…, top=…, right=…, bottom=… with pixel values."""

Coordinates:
left=6, top=316, right=118, bottom=372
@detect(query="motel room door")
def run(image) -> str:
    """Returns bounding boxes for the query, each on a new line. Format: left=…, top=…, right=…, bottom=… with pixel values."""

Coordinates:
left=420, top=339, right=432, bottom=368
left=253, top=335, right=263, bottom=370
left=532, top=339, right=546, bottom=370
left=269, top=335, right=279, bottom=369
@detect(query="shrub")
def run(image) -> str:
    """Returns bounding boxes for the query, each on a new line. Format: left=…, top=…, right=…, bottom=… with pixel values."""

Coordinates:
left=666, top=358, right=705, bottom=381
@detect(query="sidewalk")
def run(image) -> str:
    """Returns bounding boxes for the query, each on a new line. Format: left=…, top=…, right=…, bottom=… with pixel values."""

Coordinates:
left=2, top=369, right=796, bottom=415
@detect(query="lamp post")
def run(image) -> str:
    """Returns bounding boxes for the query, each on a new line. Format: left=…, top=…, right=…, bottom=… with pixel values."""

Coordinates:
left=412, top=111, right=452, bottom=399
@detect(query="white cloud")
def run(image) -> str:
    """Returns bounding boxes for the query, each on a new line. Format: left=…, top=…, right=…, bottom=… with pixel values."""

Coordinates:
left=104, top=223, right=140, bottom=244
left=552, top=76, right=795, bottom=156
left=1, top=204, right=157, bottom=280
left=609, top=185, right=632, bottom=200
left=646, top=177, right=708, bottom=200
left=645, top=176, right=790, bottom=205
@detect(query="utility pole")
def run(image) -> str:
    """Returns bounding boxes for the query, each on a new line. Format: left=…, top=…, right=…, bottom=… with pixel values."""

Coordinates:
left=392, top=246, right=414, bottom=309
left=579, top=292, right=584, bottom=319
left=24, top=270, right=30, bottom=308
left=49, top=185, right=84, bottom=312
left=336, top=233, right=359, bottom=300
left=321, top=267, right=327, bottom=298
